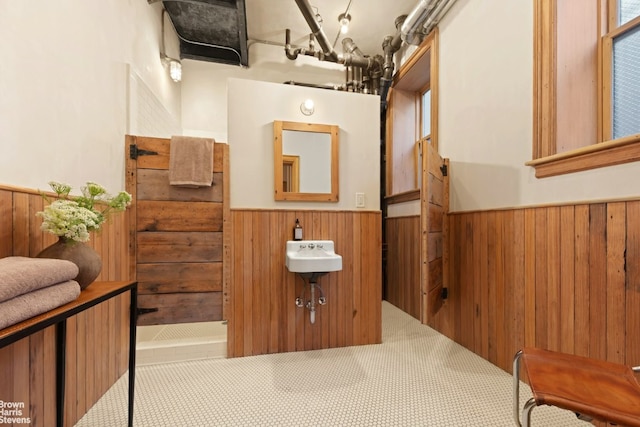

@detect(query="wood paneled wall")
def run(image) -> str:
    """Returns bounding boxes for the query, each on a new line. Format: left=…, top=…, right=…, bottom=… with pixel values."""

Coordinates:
left=228, top=209, right=382, bottom=357
left=438, top=201, right=640, bottom=379
left=0, top=185, right=131, bottom=427
left=385, top=216, right=421, bottom=319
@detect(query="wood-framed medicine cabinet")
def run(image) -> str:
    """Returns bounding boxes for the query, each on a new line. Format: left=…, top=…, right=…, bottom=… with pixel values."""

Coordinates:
left=273, top=120, right=339, bottom=202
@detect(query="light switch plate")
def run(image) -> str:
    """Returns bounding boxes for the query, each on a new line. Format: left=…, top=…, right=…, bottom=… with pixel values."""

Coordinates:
left=355, top=192, right=365, bottom=208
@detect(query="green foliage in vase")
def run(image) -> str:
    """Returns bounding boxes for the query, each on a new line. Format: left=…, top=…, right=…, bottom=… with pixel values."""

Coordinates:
left=36, top=181, right=132, bottom=243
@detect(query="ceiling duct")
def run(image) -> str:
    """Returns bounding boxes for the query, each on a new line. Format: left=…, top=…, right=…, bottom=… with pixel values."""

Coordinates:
left=157, top=0, right=249, bottom=66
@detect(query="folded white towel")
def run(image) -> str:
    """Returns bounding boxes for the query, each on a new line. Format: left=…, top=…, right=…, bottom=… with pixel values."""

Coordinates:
left=0, top=256, right=79, bottom=303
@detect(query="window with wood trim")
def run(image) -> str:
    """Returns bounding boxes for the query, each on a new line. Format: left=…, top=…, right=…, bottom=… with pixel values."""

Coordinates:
left=529, top=0, right=640, bottom=178
left=385, top=33, right=438, bottom=202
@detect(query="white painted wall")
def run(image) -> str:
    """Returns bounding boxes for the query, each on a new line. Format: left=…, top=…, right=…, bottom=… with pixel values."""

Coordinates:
left=0, top=1, right=181, bottom=193
left=438, top=0, right=640, bottom=212
left=227, top=78, right=380, bottom=210
left=181, top=43, right=345, bottom=141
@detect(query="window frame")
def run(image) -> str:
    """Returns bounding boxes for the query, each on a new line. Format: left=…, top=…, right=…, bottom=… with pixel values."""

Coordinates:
left=529, top=0, right=640, bottom=178
left=385, top=32, right=438, bottom=201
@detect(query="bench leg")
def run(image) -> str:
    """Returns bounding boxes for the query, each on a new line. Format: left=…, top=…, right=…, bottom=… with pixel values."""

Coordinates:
left=513, top=350, right=524, bottom=426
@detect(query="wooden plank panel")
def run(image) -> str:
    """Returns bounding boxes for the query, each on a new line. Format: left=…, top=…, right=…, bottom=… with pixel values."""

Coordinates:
left=13, top=339, right=30, bottom=416
left=0, top=344, right=15, bottom=418
left=625, top=201, right=640, bottom=365
left=524, top=209, right=536, bottom=348
left=0, top=190, right=13, bottom=257
left=133, top=136, right=225, bottom=172
left=241, top=211, right=253, bottom=355
left=559, top=205, right=575, bottom=355
left=487, top=211, right=498, bottom=365
left=43, top=327, right=55, bottom=423
left=137, top=232, right=222, bottom=263
left=471, top=213, right=482, bottom=353
left=133, top=136, right=171, bottom=169
left=494, top=212, right=506, bottom=371
left=137, top=292, right=223, bottom=325
left=589, top=204, right=607, bottom=360
left=427, top=172, right=443, bottom=206
left=429, top=204, right=443, bottom=232
left=534, top=208, right=548, bottom=349
left=268, top=211, right=283, bottom=353
left=252, top=211, right=267, bottom=355
left=546, top=207, right=560, bottom=352
left=29, top=331, right=45, bottom=426
left=137, top=200, right=222, bottom=232
left=28, top=194, right=45, bottom=257
left=503, top=210, right=517, bottom=369
left=606, top=202, right=626, bottom=363
left=229, top=211, right=243, bottom=357
left=136, top=169, right=222, bottom=202
left=574, top=205, right=590, bottom=357
left=126, top=135, right=139, bottom=282
left=459, top=214, right=474, bottom=350
left=137, top=262, right=222, bottom=293
left=479, top=212, right=489, bottom=359
left=12, top=193, right=30, bottom=256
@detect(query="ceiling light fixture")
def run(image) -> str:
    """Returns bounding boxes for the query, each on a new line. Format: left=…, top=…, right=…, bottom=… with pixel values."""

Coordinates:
left=332, top=0, right=354, bottom=48
left=300, top=99, right=315, bottom=116
left=338, top=12, right=351, bottom=34
left=160, top=9, right=182, bottom=83
left=162, top=56, right=182, bottom=82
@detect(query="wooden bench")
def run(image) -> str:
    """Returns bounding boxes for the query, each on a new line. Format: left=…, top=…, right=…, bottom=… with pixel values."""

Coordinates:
left=513, top=347, right=640, bottom=427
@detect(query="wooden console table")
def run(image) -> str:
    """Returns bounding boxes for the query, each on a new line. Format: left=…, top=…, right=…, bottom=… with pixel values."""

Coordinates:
left=0, top=281, right=138, bottom=427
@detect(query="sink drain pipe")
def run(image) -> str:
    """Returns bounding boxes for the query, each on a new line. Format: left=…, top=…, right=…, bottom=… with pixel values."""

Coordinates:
left=295, top=275, right=327, bottom=324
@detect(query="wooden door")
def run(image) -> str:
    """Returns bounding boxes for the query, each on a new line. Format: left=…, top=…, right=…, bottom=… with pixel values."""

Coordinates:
left=421, top=141, right=449, bottom=325
left=125, top=135, right=229, bottom=325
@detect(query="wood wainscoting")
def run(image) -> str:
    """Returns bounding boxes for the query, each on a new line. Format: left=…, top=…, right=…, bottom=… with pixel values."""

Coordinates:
left=0, top=184, right=131, bottom=426
left=437, top=201, right=640, bottom=382
left=385, top=216, right=421, bottom=319
left=228, top=209, right=382, bottom=357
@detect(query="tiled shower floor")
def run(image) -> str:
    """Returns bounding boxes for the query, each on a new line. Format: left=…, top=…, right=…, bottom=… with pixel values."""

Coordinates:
left=77, top=302, right=589, bottom=426
left=136, top=321, right=227, bottom=365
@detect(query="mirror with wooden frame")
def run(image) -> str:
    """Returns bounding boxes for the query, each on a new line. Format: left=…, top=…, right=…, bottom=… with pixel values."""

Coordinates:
left=273, top=120, right=339, bottom=202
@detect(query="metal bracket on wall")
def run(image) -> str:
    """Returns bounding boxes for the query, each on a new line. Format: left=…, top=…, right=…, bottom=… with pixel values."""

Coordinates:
left=129, top=144, right=158, bottom=160
left=440, top=164, right=448, bottom=177
left=136, top=307, right=159, bottom=316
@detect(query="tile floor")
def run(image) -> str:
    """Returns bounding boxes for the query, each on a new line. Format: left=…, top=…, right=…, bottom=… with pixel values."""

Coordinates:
left=76, top=302, right=589, bottom=426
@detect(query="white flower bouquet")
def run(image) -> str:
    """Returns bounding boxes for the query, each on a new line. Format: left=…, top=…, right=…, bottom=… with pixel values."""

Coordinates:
left=36, top=181, right=132, bottom=243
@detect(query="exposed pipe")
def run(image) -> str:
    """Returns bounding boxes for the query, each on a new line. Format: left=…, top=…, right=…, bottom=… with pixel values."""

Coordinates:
left=285, top=29, right=320, bottom=61
left=401, top=0, right=441, bottom=45
left=293, top=0, right=339, bottom=62
left=379, top=15, right=406, bottom=104
left=341, top=38, right=375, bottom=69
left=422, top=0, right=456, bottom=34
left=284, top=80, right=344, bottom=91
left=285, top=0, right=454, bottom=100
